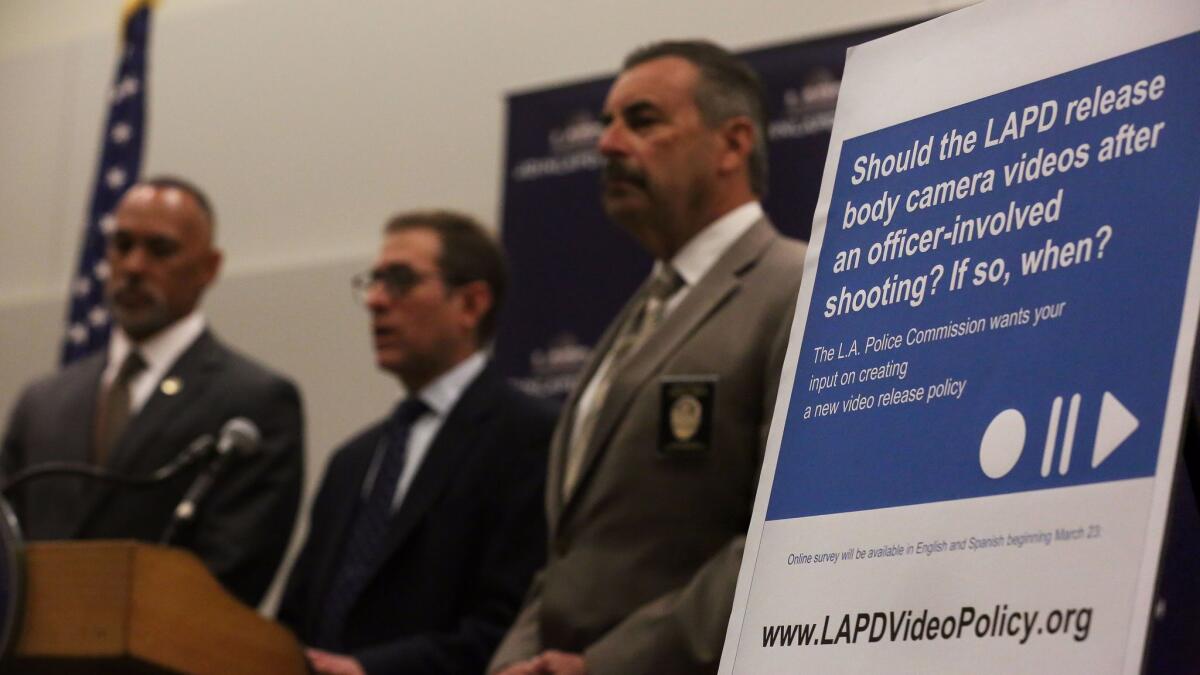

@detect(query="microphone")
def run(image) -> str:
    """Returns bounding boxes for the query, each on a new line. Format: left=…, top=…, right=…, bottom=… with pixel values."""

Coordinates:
left=213, top=417, right=261, bottom=460
left=160, top=418, right=261, bottom=545
left=0, top=432, right=216, bottom=497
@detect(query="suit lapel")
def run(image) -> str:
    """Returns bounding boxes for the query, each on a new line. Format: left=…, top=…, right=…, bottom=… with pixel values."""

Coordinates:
left=557, top=219, right=778, bottom=523
left=65, top=354, right=107, bottom=465
left=51, top=355, right=107, bottom=535
left=308, top=427, right=385, bottom=615
left=360, top=368, right=501, bottom=585
left=111, top=332, right=221, bottom=472
left=71, top=331, right=222, bottom=536
left=547, top=284, right=649, bottom=524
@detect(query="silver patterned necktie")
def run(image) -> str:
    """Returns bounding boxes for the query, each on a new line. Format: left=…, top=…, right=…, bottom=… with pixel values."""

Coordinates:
left=562, top=264, right=684, bottom=498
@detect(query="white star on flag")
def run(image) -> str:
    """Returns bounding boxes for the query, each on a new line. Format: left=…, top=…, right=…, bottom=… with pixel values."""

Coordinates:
left=73, top=276, right=92, bottom=297
left=117, top=76, right=140, bottom=101
left=88, top=306, right=109, bottom=327
left=110, top=123, right=133, bottom=144
left=94, top=260, right=111, bottom=281
left=68, top=323, right=88, bottom=345
left=105, top=167, right=128, bottom=190
left=100, top=213, right=117, bottom=234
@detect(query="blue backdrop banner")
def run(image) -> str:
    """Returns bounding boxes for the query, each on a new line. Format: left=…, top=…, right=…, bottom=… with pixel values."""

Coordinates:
left=495, top=23, right=919, bottom=400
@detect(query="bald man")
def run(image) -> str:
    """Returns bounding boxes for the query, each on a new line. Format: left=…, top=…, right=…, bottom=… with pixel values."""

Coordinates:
left=2, top=176, right=304, bottom=606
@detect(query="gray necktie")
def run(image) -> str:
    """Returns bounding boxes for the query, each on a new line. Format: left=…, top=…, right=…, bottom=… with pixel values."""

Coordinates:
left=94, top=350, right=147, bottom=465
left=562, top=265, right=684, bottom=498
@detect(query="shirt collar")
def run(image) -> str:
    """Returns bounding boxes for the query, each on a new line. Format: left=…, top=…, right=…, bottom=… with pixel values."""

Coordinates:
left=106, top=311, right=206, bottom=381
left=665, top=201, right=763, bottom=287
left=409, top=350, right=488, bottom=416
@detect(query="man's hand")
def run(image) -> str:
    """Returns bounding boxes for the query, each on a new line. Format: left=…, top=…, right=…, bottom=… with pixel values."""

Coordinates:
left=494, top=657, right=547, bottom=675
left=494, top=658, right=545, bottom=675
left=305, top=648, right=366, bottom=675
left=535, top=650, right=587, bottom=675
left=493, top=650, right=586, bottom=675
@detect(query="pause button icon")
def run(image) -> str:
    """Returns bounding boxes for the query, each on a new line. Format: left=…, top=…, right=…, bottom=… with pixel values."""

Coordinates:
left=1041, top=394, right=1082, bottom=477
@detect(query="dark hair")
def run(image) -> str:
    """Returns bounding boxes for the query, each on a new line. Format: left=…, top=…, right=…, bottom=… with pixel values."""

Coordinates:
left=139, top=174, right=217, bottom=235
left=384, top=210, right=508, bottom=343
left=624, top=40, right=769, bottom=196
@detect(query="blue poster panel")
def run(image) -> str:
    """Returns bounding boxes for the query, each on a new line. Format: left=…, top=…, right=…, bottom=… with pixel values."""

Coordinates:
left=771, top=34, right=1199, bottom=520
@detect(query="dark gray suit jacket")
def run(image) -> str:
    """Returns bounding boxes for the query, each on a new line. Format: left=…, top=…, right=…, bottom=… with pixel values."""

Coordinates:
left=1, top=330, right=304, bottom=606
left=491, top=218, right=807, bottom=674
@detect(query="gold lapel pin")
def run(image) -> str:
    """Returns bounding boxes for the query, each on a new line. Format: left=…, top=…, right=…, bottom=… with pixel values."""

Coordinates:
left=160, top=377, right=183, bottom=396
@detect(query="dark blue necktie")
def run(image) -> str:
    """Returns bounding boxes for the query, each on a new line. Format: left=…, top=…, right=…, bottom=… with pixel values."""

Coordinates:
left=315, top=397, right=429, bottom=649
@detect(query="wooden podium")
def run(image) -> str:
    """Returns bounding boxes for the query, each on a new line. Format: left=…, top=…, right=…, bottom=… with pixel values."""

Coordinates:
left=6, top=541, right=307, bottom=674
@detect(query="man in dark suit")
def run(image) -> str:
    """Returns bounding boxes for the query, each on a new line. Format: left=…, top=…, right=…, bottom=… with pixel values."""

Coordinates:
left=490, top=41, right=807, bottom=675
left=2, top=176, right=304, bottom=606
left=278, top=210, right=554, bottom=675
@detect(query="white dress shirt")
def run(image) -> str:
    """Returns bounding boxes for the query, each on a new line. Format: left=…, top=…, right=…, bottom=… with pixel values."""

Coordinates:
left=103, top=311, right=207, bottom=414
left=362, top=350, right=489, bottom=511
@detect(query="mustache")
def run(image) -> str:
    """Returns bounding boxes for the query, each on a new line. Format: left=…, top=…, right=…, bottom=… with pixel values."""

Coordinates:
left=109, top=276, right=141, bottom=297
left=108, top=277, right=162, bottom=304
left=601, top=160, right=648, bottom=189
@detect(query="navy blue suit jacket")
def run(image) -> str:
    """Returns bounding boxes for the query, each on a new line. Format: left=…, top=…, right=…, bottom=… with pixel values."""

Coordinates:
left=278, top=366, right=554, bottom=674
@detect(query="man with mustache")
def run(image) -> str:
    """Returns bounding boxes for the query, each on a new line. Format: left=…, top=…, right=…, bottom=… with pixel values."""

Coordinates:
left=1, top=176, right=303, bottom=607
left=490, top=41, right=807, bottom=675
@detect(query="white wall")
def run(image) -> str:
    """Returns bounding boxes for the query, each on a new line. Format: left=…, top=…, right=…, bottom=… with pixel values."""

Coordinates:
left=0, top=0, right=969, bottom=608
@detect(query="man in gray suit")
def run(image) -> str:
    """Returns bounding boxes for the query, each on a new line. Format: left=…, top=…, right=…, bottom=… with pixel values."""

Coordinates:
left=491, top=41, right=806, bottom=675
left=2, top=177, right=303, bottom=606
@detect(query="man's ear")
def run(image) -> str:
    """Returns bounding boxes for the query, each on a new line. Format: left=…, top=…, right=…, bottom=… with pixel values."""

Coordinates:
left=202, top=248, right=224, bottom=287
left=455, top=280, right=494, bottom=337
left=716, top=115, right=756, bottom=176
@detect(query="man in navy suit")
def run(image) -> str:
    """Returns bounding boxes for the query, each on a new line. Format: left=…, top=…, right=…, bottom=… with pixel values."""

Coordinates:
left=2, top=176, right=304, bottom=606
left=278, top=210, right=554, bottom=675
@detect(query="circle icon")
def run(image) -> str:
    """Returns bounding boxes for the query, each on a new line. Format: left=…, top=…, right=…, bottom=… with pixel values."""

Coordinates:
left=980, top=408, right=1026, bottom=478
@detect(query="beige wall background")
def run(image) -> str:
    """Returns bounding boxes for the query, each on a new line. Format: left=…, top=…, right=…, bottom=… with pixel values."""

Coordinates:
left=0, top=0, right=969, bottom=610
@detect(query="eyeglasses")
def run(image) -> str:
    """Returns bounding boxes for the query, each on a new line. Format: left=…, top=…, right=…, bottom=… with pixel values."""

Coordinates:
left=350, top=264, right=438, bottom=304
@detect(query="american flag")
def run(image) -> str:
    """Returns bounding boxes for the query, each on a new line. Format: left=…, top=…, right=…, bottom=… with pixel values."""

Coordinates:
left=61, top=1, right=154, bottom=365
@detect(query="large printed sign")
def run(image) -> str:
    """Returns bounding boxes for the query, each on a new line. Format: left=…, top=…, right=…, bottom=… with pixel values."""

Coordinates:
left=495, top=23, right=917, bottom=399
left=722, top=1, right=1200, bottom=673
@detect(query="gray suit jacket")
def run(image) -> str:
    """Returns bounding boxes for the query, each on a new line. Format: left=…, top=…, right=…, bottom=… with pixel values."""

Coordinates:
left=1, top=330, right=304, bottom=606
left=491, top=218, right=806, bottom=674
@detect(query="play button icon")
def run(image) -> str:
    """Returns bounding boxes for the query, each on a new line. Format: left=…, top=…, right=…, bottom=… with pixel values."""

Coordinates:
left=1092, top=392, right=1138, bottom=468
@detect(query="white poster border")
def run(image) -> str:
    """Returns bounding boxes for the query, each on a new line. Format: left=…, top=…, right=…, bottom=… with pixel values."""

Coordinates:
left=721, top=1, right=1200, bottom=672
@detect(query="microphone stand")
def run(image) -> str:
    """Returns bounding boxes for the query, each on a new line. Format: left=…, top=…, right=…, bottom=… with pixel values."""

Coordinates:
left=159, top=418, right=261, bottom=546
left=0, top=434, right=216, bottom=498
